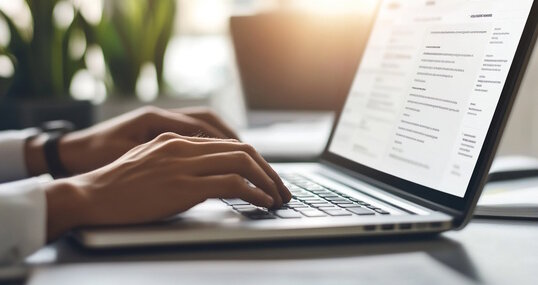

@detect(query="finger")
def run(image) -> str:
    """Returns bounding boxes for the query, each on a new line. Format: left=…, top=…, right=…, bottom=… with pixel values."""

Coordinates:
left=153, top=132, right=239, bottom=149
left=177, top=151, right=282, bottom=207
left=195, top=174, right=274, bottom=208
left=152, top=134, right=291, bottom=204
left=148, top=110, right=229, bottom=139
left=171, top=108, right=240, bottom=139
left=168, top=141, right=291, bottom=203
left=175, top=136, right=238, bottom=143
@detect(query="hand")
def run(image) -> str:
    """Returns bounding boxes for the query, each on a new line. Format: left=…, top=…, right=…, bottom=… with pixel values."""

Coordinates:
left=57, top=106, right=239, bottom=175
left=44, top=132, right=291, bottom=240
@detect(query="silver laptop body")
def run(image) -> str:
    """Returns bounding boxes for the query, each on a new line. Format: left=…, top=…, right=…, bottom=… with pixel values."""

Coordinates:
left=76, top=0, right=538, bottom=248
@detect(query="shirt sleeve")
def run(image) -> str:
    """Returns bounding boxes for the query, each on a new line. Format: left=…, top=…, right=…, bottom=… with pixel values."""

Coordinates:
left=0, top=177, right=49, bottom=265
left=0, top=129, right=40, bottom=183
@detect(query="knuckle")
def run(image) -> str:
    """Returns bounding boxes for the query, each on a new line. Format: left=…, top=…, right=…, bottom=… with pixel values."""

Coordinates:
left=139, top=106, right=164, bottom=121
left=233, top=151, right=251, bottom=163
left=160, top=139, right=177, bottom=151
left=205, top=109, right=219, bottom=119
left=198, top=107, right=215, bottom=116
left=239, top=143, right=256, bottom=153
left=141, top=105, right=160, bottom=115
left=156, top=132, right=178, bottom=141
left=161, top=138, right=193, bottom=152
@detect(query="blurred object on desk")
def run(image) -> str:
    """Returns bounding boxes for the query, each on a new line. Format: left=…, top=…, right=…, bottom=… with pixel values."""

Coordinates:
left=488, top=155, right=538, bottom=182
left=230, top=11, right=373, bottom=111
left=475, top=155, right=538, bottom=219
left=476, top=186, right=538, bottom=219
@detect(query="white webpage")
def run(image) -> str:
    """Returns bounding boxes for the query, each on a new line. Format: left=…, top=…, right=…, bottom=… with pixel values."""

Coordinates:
left=329, top=0, right=534, bottom=197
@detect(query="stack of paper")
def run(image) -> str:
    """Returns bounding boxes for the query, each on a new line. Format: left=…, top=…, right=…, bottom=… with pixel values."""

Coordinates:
left=475, top=156, right=538, bottom=219
left=476, top=186, right=538, bottom=218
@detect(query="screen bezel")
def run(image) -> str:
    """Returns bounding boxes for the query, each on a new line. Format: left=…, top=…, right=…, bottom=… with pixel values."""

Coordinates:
left=321, top=0, right=538, bottom=217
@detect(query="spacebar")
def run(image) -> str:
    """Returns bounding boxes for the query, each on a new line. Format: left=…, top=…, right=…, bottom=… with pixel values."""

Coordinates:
left=273, top=209, right=302, bottom=218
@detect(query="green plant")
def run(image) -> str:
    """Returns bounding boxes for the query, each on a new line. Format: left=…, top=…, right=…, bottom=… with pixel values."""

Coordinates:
left=0, top=0, right=86, bottom=99
left=0, top=47, right=14, bottom=95
left=91, top=0, right=176, bottom=97
left=1, top=0, right=176, bottom=100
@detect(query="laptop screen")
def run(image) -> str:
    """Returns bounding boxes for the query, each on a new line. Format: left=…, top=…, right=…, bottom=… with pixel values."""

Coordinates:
left=329, top=0, right=534, bottom=197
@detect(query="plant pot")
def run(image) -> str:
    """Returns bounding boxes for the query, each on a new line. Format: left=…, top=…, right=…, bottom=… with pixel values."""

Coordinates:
left=0, top=98, right=94, bottom=131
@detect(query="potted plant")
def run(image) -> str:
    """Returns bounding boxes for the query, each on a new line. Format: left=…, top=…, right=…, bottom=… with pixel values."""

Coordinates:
left=89, top=0, right=176, bottom=99
left=0, top=0, right=95, bottom=130
left=0, top=0, right=177, bottom=130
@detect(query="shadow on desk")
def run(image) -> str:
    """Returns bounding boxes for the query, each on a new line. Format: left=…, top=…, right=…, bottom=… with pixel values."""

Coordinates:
left=40, top=233, right=482, bottom=283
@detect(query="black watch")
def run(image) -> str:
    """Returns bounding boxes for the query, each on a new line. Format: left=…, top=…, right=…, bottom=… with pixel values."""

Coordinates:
left=40, top=120, right=75, bottom=178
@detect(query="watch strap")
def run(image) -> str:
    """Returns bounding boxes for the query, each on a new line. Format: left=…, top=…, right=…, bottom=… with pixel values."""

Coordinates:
left=43, top=131, right=69, bottom=178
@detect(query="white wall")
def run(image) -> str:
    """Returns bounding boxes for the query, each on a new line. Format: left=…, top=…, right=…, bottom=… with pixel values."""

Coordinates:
left=497, top=43, right=538, bottom=157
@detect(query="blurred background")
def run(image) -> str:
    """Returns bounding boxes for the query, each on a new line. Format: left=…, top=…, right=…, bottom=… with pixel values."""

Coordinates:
left=0, top=0, right=537, bottom=157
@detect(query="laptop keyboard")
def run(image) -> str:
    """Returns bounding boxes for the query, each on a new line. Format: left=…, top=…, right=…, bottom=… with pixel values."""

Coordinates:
left=222, top=173, right=391, bottom=220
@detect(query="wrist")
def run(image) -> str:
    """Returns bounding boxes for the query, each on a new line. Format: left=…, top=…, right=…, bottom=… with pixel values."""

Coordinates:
left=25, top=134, right=49, bottom=176
left=58, top=132, right=86, bottom=175
left=44, top=178, right=89, bottom=240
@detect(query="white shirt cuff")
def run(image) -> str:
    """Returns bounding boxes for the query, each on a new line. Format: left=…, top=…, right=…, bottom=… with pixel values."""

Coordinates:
left=0, top=177, right=49, bottom=265
left=0, top=129, right=40, bottom=183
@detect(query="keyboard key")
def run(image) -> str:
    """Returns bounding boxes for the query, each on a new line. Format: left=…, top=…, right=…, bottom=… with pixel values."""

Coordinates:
left=347, top=207, right=376, bottom=216
left=307, top=200, right=331, bottom=205
left=334, top=202, right=355, bottom=206
left=338, top=204, right=363, bottom=208
left=298, top=207, right=321, bottom=211
left=293, top=192, right=315, bottom=198
left=238, top=208, right=267, bottom=214
left=325, top=198, right=350, bottom=203
left=340, top=196, right=360, bottom=203
left=233, top=205, right=258, bottom=210
left=300, top=210, right=328, bottom=217
left=240, top=209, right=276, bottom=220
left=299, top=183, right=320, bottom=189
left=301, top=198, right=326, bottom=203
left=223, top=199, right=250, bottom=206
left=323, top=209, right=353, bottom=216
left=317, top=193, right=340, bottom=198
left=309, top=189, right=329, bottom=194
left=316, top=204, right=338, bottom=208
left=273, top=209, right=303, bottom=219
left=373, top=208, right=391, bottom=215
left=288, top=204, right=311, bottom=209
left=248, top=214, right=276, bottom=220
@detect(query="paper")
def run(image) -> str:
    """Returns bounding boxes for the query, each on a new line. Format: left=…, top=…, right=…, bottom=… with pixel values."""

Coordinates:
left=476, top=186, right=538, bottom=218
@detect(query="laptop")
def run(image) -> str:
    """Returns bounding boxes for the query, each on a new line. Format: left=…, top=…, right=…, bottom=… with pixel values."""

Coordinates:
left=230, top=12, right=373, bottom=112
left=76, top=0, right=538, bottom=248
left=230, top=11, right=374, bottom=160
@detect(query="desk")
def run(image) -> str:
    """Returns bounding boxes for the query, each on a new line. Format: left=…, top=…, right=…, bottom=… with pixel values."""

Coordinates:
left=18, top=219, right=537, bottom=285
